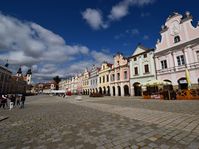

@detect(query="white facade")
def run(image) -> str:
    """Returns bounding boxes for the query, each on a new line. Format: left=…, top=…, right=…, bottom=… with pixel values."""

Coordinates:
left=129, top=45, right=156, bottom=96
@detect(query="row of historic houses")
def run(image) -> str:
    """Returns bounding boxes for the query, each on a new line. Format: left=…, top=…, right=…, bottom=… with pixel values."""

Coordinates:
left=59, top=12, right=199, bottom=96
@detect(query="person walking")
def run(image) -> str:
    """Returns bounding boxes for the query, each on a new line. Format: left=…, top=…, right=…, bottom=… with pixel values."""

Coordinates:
left=13, top=94, right=16, bottom=107
left=1, top=95, right=7, bottom=109
left=20, top=94, right=26, bottom=109
left=5, top=95, right=9, bottom=108
left=16, top=95, right=20, bottom=107
left=9, top=95, right=15, bottom=110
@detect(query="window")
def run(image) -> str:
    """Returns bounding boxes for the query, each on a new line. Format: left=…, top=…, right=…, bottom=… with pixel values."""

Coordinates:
left=134, top=57, right=137, bottom=61
left=112, top=74, right=115, bottom=81
left=144, top=64, right=149, bottom=73
left=107, top=75, right=109, bottom=82
left=124, top=71, right=127, bottom=79
left=99, top=77, right=101, bottom=83
left=197, top=51, right=199, bottom=62
left=103, top=76, right=105, bottom=83
left=161, top=60, right=168, bottom=69
left=117, top=73, right=120, bottom=80
left=174, top=36, right=181, bottom=43
left=144, top=53, right=147, bottom=58
left=134, top=67, right=138, bottom=75
left=176, top=55, right=185, bottom=66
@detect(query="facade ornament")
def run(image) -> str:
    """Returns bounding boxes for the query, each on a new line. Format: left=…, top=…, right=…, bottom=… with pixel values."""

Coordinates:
left=185, top=11, right=190, bottom=17
left=157, top=39, right=160, bottom=44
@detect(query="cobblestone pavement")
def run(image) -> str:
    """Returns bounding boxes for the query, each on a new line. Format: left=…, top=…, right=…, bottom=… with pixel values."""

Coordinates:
left=0, top=95, right=199, bottom=149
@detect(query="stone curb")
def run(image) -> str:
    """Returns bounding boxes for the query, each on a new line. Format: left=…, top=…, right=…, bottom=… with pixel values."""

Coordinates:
left=0, top=116, right=9, bottom=122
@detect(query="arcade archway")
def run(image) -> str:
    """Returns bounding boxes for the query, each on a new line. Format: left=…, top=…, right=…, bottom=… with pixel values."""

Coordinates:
left=133, top=82, right=142, bottom=96
left=124, top=85, right=130, bottom=96
left=117, top=86, right=121, bottom=96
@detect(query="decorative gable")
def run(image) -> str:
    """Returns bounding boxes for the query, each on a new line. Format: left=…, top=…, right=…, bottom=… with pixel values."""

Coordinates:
left=132, top=46, right=147, bottom=56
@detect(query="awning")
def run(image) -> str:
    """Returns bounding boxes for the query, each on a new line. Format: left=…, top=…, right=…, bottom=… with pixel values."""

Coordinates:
left=142, top=79, right=172, bottom=86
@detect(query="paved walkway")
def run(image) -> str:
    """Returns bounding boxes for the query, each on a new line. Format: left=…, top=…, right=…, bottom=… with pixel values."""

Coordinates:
left=0, top=95, right=199, bottom=149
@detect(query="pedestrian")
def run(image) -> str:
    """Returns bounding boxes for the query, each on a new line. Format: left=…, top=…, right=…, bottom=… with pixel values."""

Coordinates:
left=1, top=95, right=7, bottom=109
left=0, top=94, right=3, bottom=108
left=20, top=94, right=26, bottom=109
left=4, top=95, right=9, bottom=108
left=16, top=95, right=20, bottom=107
left=13, top=94, right=16, bottom=107
left=9, top=95, right=15, bottom=110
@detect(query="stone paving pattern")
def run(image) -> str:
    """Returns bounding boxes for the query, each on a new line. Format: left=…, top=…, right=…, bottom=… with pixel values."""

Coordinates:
left=0, top=95, right=199, bottom=149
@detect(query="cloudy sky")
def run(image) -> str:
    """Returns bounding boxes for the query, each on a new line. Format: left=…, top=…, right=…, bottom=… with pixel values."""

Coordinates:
left=0, top=0, right=198, bottom=83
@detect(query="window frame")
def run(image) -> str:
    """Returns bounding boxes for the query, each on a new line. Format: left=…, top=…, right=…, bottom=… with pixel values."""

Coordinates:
left=134, top=67, right=138, bottom=75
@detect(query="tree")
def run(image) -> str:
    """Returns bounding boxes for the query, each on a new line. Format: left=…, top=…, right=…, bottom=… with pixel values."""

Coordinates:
left=53, top=76, right=61, bottom=90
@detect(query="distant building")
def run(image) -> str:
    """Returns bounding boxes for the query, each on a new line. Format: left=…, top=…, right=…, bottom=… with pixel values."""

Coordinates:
left=155, top=12, right=199, bottom=89
left=77, top=74, right=83, bottom=94
left=34, top=81, right=56, bottom=93
left=98, top=62, right=112, bottom=95
left=82, top=69, right=90, bottom=95
left=89, top=65, right=100, bottom=94
left=0, top=65, right=12, bottom=94
left=129, top=45, right=156, bottom=96
left=0, top=65, right=27, bottom=94
left=71, top=76, right=78, bottom=94
left=110, top=53, right=130, bottom=96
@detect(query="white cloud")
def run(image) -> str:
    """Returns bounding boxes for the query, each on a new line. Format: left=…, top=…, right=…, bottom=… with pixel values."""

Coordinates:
left=108, top=0, right=131, bottom=21
left=143, top=35, right=149, bottom=40
left=109, top=0, right=154, bottom=21
left=82, top=0, right=155, bottom=29
left=141, top=12, right=150, bottom=17
left=82, top=8, right=107, bottom=30
left=0, top=12, right=90, bottom=66
left=0, top=12, right=113, bottom=82
left=91, top=51, right=113, bottom=64
left=126, top=28, right=140, bottom=35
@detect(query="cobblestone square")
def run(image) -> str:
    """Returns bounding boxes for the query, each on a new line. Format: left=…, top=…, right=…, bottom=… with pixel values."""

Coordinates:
left=0, top=95, right=199, bottom=149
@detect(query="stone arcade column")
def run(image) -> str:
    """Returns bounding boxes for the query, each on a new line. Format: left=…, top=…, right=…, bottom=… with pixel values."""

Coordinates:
left=121, top=83, right=124, bottom=96
left=115, top=85, right=118, bottom=96
left=110, top=85, right=113, bottom=96
left=130, top=81, right=134, bottom=96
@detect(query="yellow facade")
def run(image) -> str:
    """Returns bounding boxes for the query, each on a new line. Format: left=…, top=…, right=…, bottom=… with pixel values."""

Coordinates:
left=98, top=62, right=112, bottom=95
left=82, top=69, right=90, bottom=95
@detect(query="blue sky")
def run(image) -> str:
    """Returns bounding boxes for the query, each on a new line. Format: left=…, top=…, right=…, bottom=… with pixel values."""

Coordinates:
left=0, top=0, right=198, bottom=82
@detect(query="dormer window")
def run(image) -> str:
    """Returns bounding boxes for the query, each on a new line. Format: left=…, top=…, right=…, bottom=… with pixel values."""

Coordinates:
left=174, top=36, right=180, bottom=43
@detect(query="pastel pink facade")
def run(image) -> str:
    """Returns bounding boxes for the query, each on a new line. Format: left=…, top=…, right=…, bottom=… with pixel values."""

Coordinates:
left=155, top=12, right=199, bottom=89
left=110, top=53, right=130, bottom=96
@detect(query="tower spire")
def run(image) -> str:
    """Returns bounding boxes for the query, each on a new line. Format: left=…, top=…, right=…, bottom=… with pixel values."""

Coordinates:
left=5, top=60, right=9, bottom=68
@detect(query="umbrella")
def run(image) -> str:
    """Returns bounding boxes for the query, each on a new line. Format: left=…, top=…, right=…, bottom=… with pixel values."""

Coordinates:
left=185, top=68, right=191, bottom=89
left=142, top=79, right=172, bottom=86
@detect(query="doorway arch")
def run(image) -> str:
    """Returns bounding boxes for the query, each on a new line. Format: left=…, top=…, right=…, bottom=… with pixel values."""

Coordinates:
left=124, top=85, right=130, bottom=96
left=107, top=86, right=110, bottom=96
left=178, top=77, right=188, bottom=90
left=103, top=87, right=106, bottom=95
left=117, top=86, right=121, bottom=96
left=133, top=82, right=142, bottom=96
left=99, top=87, right=102, bottom=94
left=112, top=86, right=115, bottom=96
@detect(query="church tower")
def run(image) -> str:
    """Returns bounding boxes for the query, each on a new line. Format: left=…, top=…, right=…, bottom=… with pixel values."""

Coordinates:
left=16, top=67, right=22, bottom=77
left=26, top=69, right=32, bottom=85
